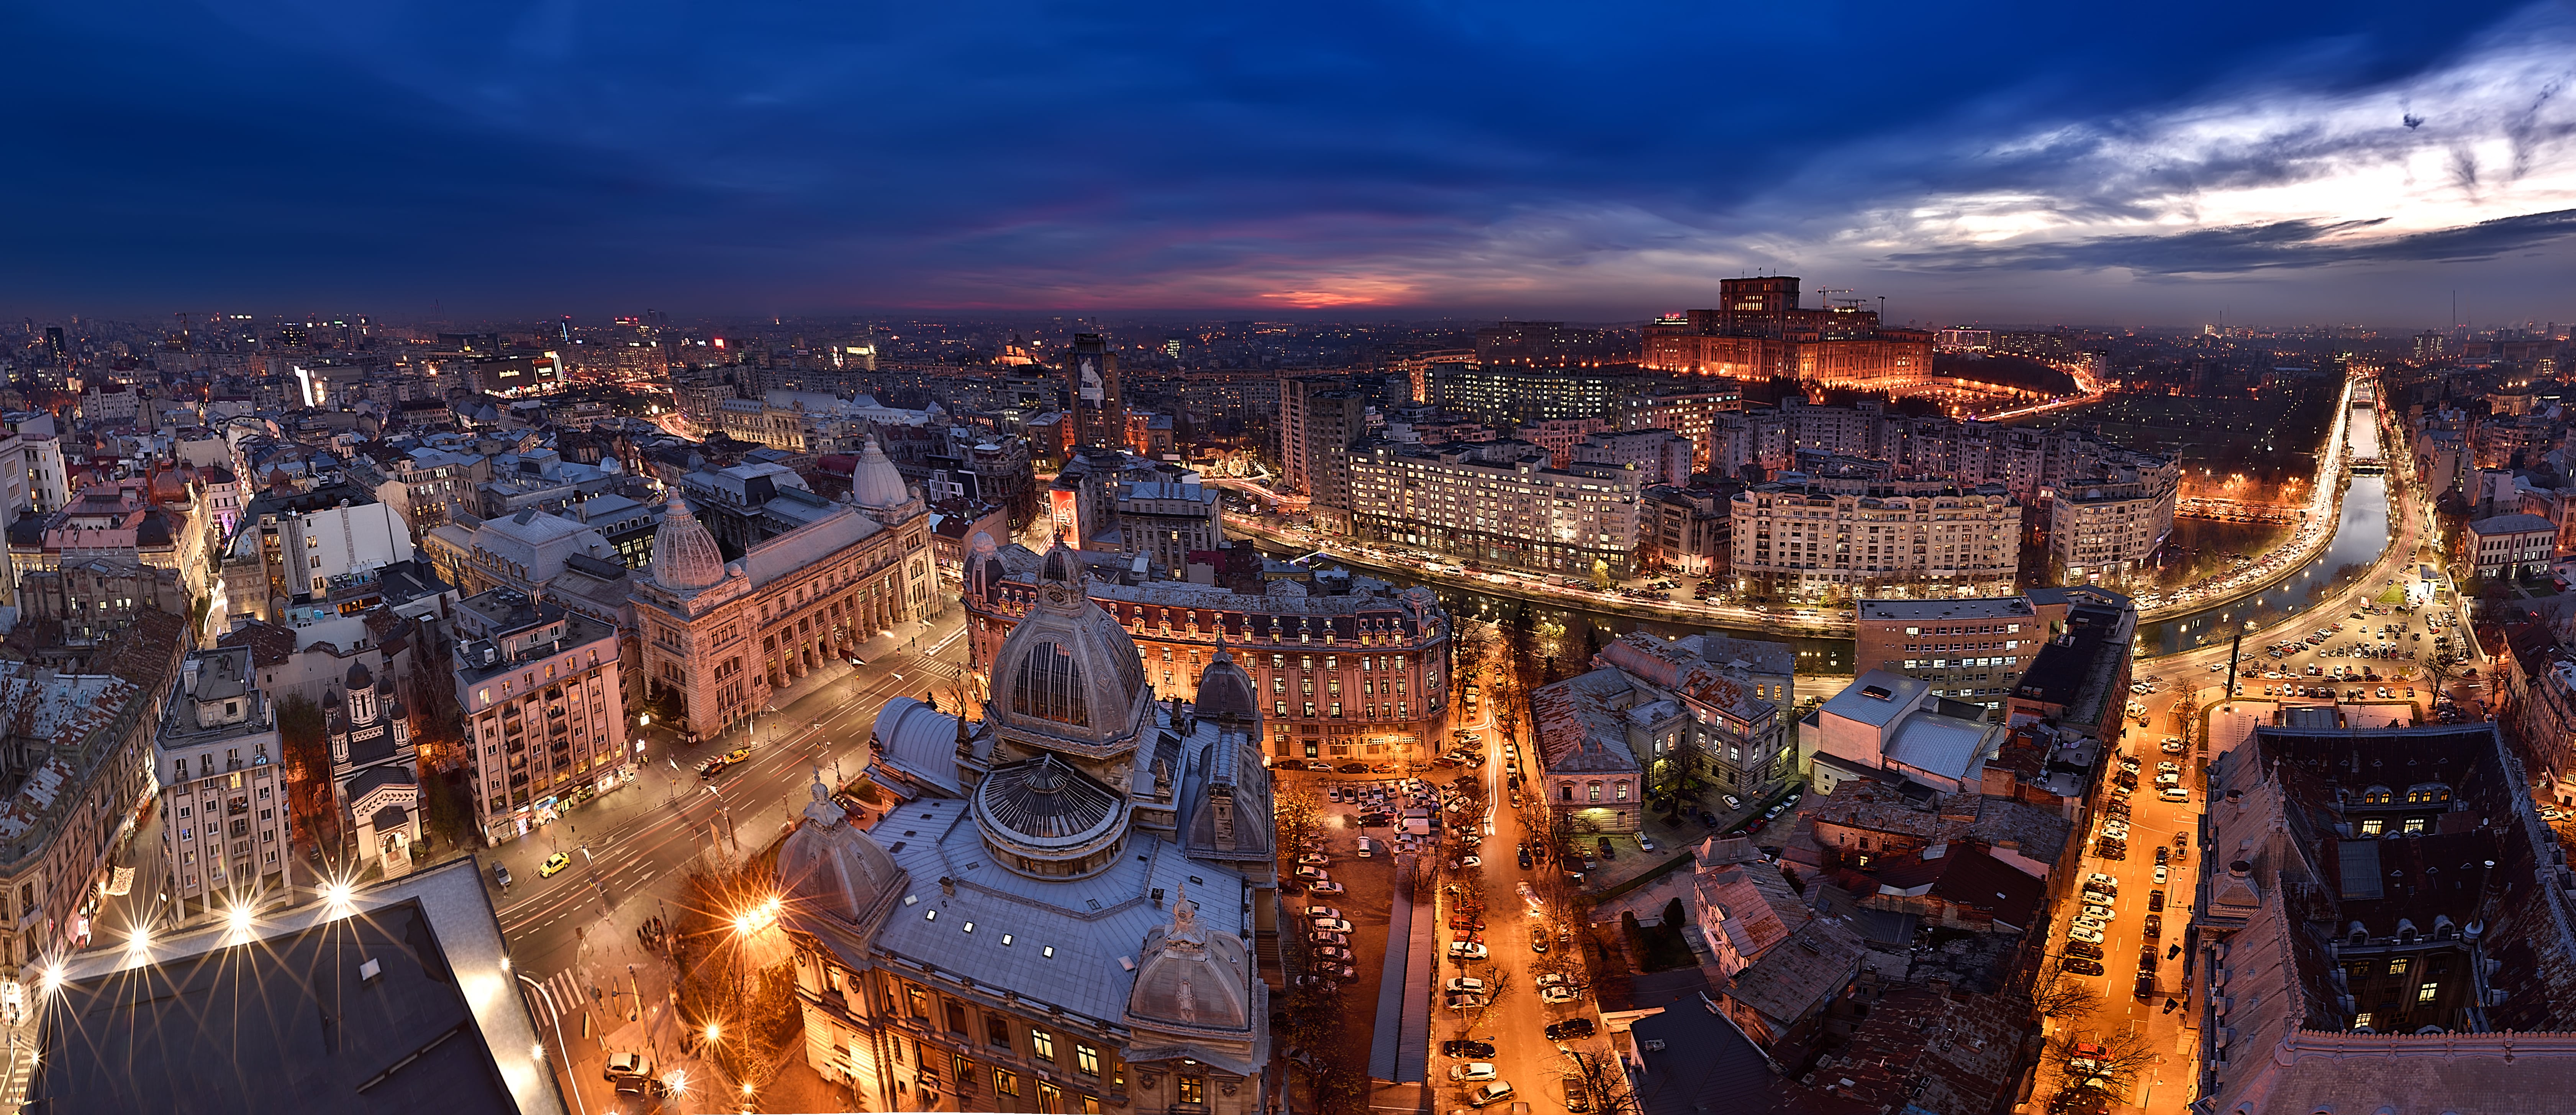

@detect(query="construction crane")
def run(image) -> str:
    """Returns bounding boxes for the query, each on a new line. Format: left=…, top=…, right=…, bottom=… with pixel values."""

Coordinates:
left=1814, top=287, right=1854, bottom=310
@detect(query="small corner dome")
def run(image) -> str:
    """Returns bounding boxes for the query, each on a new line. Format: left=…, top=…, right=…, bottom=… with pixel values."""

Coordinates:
left=1126, top=888, right=1253, bottom=1033
left=777, top=776, right=906, bottom=924
left=1195, top=647, right=1258, bottom=724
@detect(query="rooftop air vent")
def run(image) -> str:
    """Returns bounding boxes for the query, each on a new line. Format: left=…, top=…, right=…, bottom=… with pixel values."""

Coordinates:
left=1859, top=685, right=1892, bottom=701
left=359, top=958, right=381, bottom=983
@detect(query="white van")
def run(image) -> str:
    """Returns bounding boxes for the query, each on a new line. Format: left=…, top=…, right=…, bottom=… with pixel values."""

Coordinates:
left=1356, top=837, right=1376, bottom=858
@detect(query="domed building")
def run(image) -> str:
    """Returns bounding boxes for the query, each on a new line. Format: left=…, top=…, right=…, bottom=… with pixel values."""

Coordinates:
left=777, top=540, right=1273, bottom=1114
left=633, top=456, right=932, bottom=738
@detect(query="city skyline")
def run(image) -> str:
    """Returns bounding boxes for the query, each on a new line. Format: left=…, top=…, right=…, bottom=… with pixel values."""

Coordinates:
left=2, top=2, right=2571, bottom=324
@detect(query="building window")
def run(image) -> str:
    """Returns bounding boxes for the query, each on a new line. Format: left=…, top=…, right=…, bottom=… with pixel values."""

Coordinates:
left=995, top=1069, right=1020, bottom=1097
left=1588, top=782, right=1602, bottom=802
left=1075, top=1044, right=1100, bottom=1077
left=986, top=1014, right=1013, bottom=1051
left=1178, top=1075, right=1205, bottom=1105
left=1038, top=1082, right=1064, bottom=1113
left=2418, top=983, right=2440, bottom=1003
left=1029, top=1028, right=1055, bottom=1061
left=1614, top=781, right=1629, bottom=801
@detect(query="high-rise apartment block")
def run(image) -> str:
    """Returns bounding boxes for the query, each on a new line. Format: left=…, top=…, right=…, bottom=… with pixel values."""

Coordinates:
left=452, top=588, right=627, bottom=844
left=1067, top=333, right=1122, bottom=450
left=1278, top=376, right=1367, bottom=532
left=1573, top=428, right=1695, bottom=487
left=158, top=641, right=287, bottom=920
left=1116, top=481, right=1221, bottom=573
left=1730, top=478, right=2021, bottom=600
left=1345, top=438, right=1644, bottom=578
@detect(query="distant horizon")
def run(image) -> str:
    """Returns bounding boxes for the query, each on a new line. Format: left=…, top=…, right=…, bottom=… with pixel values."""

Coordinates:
left=13, top=305, right=2547, bottom=339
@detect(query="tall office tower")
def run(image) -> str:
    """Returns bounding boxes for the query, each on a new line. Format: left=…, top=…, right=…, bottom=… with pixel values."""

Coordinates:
left=43, top=326, right=64, bottom=364
left=1067, top=333, right=1122, bottom=449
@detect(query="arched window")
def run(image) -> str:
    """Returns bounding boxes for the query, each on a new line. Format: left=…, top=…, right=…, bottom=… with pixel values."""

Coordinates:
left=2362, top=785, right=2393, bottom=805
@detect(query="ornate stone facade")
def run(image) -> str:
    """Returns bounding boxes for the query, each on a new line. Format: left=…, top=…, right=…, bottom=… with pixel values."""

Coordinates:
left=965, top=535, right=1452, bottom=762
left=774, top=541, right=1271, bottom=1114
left=635, top=439, right=933, bottom=738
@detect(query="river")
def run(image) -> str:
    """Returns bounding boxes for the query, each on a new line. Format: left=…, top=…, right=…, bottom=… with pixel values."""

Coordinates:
left=1251, top=403, right=2389, bottom=670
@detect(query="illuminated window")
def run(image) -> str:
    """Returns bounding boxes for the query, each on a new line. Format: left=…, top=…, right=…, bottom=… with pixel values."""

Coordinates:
left=1076, top=1044, right=1100, bottom=1077
left=2418, top=983, right=2440, bottom=1003
left=1029, top=1029, right=1055, bottom=1061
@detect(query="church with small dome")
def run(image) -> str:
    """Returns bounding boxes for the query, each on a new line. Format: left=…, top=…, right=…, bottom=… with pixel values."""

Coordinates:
left=772, top=539, right=1275, bottom=1114
left=633, top=436, right=934, bottom=737
left=325, top=656, right=419, bottom=877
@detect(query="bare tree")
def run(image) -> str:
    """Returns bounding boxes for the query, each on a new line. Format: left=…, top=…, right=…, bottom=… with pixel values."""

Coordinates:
left=2045, top=1030, right=2158, bottom=1103
left=1277, top=787, right=1328, bottom=852
left=1530, top=940, right=1596, bottom=994
left=1460, top=969, right=1514, bottom=1028
left=2031, top=957, right=2103, bottom=1023
left=1563, top=1046, right=1641, bottom=1115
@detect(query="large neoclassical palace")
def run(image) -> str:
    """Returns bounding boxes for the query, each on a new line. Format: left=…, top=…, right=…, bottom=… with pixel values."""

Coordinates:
left=768, top=541, right=1277, bottom=1113
left=636, top=435, right=934, bottom=736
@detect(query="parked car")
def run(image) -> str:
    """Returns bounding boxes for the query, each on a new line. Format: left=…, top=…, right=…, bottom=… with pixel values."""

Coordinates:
left=2068, top=925, right=2105, bottom=944
left=604, top=1051, right=655, bottom=1082
left=1467, top=1081, right=1516, bottom=1108
left=1447, top=941, right=1489, bottom=960
left=2143, top=914, right=2163, bottom=939
left=1303, top=760, right=1336, bottom=771
left=1449, top=1063, right=1499, bottom=1083
left=492, top=863, right=513, bottom=889
left=1444, top=978, right=1490, bottom=995
left=1311, top=917, right=1353, bottom=934
left=1307, top=881, right=1345, bottom=895
left=2148, top=889, right=2166, bottom=912
left=1442, top=1040, right=1497, bottom=1058
left=2063, top=958, right=2105, bottom=977
left=1295, top=866, right=1329, bottom=882
left=1539, top=986, right=1580, bottom=1004
left=2081, top=903, right=2114, bottom=922
left=2152, top=864, right=2169, bottom=885
left=1545, top=1019, right=1598, bottom=1041
left=2065, top=940, right=2104, bottom=959
left=1304, top=905, right=1342, bottom=920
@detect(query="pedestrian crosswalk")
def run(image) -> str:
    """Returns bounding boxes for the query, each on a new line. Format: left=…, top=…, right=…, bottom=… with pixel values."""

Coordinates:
left=523, top=968, right=590, bottom=1030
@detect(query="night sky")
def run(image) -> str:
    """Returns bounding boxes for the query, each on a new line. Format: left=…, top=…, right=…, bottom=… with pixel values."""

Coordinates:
left=9, top=1, right=2574, bottom=325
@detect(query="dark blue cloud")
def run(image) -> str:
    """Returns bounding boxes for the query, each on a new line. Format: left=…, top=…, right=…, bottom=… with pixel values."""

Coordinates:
left=0, top=0, right=2546, bottom=318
